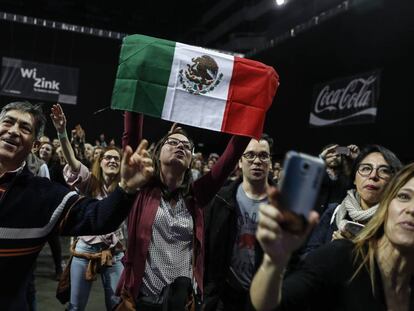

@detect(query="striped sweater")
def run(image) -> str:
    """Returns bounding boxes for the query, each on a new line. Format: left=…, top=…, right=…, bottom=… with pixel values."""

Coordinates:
left=0, top=165, right=135, bottom=311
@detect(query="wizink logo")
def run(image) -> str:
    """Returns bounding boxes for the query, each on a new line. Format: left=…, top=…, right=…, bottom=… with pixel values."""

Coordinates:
left=20, top=68, right=60, bottom=91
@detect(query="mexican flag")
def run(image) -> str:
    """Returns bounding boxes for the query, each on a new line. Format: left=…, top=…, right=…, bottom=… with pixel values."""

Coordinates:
left=111, top=34, right=279, bottom=138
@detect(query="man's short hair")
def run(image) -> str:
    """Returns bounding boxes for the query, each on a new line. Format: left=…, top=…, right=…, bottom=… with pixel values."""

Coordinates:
left=0, top=101, right=46, bottom=140
left=259, top=133, right=274, bottom=155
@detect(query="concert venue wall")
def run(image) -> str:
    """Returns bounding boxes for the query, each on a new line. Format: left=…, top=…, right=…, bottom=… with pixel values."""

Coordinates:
left=0, top=1, right=412, bottom=162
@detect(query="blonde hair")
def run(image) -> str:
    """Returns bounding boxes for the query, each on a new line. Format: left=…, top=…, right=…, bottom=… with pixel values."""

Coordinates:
left=351, top=162, right=414, bottom=292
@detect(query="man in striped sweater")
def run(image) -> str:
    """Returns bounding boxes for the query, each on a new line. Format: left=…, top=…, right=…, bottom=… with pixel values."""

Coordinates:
left=0, top=101, right=153, bottom=311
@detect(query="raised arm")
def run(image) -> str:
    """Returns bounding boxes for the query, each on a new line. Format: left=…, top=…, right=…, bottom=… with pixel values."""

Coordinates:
left=193, top=135, right=250, bottom=205
left=50, top=104, right=81, bottom=172
left=122, top=111, right=143, bottom=150
left=60, top=186, right=135, bottom=236
left=61, top=139, right=154, bottom=235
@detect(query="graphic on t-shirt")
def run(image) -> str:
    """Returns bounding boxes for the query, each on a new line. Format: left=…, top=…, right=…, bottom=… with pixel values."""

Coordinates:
left=238, top=233, right=256, bottom=250
left=230, top=184, right=267, bottom=290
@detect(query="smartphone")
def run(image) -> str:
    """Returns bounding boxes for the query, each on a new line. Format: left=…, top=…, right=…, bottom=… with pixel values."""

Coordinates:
left=335, top=146, right=350, bottom=156
left=278, top=151, right=325, bottom=234
left=343, top=221, right=365, bottom=236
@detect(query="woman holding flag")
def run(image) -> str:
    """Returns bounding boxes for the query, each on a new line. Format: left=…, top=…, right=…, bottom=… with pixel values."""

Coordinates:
left=112, top=34, right=279, bottom=310
left=115, top=112, right=251, bottom=310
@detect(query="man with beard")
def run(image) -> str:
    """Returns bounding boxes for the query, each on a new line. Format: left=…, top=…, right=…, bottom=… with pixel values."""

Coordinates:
left=204, top=134, right=274, bottom=311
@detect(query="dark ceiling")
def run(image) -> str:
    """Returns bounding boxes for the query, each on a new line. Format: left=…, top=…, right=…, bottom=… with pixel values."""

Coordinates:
left=0, top=0, right=349, bottom=54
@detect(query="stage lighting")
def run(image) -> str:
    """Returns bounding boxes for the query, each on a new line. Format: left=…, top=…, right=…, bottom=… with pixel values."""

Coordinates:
left=276, top=0, right=285, bottom=6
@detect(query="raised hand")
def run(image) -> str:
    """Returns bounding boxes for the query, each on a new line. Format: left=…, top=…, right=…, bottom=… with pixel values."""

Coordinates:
left=50, top=104, right=67, bottom=134
left=120, top=139, right=154, bottom=193
left=320, top=144, right=339, bottom=161
left=332, top=230, right=349, bottom=240
left=347, top=144, right=360, bottom=160
left=256, top=187, right=319, bottom=266
left=168, top=122, right=182, bottom=134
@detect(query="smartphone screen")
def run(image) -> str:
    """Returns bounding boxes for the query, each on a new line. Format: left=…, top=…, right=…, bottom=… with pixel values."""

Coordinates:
left=278, top=151, right=325, bottom=233
left=343, top=221, right=365, bottom=236
left=335, top=146, right=350, bottom=156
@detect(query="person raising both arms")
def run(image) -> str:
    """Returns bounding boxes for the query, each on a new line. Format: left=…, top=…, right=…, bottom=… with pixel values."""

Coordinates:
left=114, top=111, right=252, bottom=310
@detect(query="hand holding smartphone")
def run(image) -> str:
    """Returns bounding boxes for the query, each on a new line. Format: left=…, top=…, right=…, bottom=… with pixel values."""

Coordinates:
left=277, top=151, right=325, bottom=234
left=342, top=221, right=365, bottom=237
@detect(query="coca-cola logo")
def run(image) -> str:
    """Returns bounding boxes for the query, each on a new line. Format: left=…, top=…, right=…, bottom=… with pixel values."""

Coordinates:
left=314, top=76, right=376, bottom=113
left=310, top=71, right=380, bottom=127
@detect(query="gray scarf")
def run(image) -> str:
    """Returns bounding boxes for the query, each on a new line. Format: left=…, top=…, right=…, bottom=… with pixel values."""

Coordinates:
left=334, top=189, right=378, bottom=231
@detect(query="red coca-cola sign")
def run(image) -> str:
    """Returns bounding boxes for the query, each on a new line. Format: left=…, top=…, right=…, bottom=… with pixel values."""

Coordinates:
left=309, top=70, right=380, bottom=127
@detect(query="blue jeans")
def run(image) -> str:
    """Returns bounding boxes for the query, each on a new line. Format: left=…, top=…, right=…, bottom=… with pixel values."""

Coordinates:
left=68, top=240, right=124, bottom=311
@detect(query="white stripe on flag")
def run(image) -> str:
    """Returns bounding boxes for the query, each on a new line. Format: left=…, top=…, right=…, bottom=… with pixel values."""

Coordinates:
left=162, top=42, right=234, bottom=131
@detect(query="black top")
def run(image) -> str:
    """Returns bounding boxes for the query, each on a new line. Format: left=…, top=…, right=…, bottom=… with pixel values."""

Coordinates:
left=278, top=239, right=414, bottom=311
left=315, top=171, right=350, bottom=215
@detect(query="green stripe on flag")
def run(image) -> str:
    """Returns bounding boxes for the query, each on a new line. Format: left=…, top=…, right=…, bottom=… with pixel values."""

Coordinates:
left=111, top=34, right=176, bottom=117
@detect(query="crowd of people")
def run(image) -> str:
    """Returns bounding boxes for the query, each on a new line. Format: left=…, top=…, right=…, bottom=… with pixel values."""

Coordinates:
left=0, top=101, right=412, bottom=311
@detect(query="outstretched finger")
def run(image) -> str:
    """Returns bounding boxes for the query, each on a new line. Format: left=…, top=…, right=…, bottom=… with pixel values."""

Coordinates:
left=259, top=203, right=283, bottom=224
left=267, top=186, right=282, bottom=208
left=140, top=149, right=151, bottom=159
left=135, top=139, right=149, bottom=155
left=169, top=122, right=179, bottom=133
left=122, top=145, right=133, bottom=167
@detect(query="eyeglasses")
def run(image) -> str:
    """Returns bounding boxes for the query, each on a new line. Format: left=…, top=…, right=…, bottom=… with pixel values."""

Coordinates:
left=164, top=137, right=193, bottom=151
left=242, top=151, right=271, bottom=162
left=102, top=154, right=121, bottom=162
left=357, top=163, right=393, bottom=179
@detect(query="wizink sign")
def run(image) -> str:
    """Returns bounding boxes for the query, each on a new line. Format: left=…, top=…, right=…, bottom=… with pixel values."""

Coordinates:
left=309, top=70, right=380, bottom=127
left=0, top=57, right=78, bottom=105
left=20, top=68, right=60, bottom=91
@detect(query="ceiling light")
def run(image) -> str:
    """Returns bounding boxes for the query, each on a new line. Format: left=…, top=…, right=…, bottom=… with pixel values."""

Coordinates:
left=276, top=0, right=285, bottom=6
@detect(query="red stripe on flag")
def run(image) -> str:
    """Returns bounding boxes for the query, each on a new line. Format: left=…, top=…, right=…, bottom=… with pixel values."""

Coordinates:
left=221, top=57, right=279, bottom=139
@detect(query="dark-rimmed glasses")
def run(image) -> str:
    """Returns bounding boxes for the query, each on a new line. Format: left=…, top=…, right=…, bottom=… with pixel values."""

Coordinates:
left=242, top=151, right=271, bottom=162
left=102, top=154, right=120, bottom=162
left=357, top=163, right=393, bottom=180
left=164, top=137, right=193, bottom=151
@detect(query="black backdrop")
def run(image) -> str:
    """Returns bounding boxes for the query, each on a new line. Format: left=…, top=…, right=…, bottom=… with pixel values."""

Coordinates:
left=254, top=1, right=414, bottom=163
left=0, top=1, right=413, bottom=162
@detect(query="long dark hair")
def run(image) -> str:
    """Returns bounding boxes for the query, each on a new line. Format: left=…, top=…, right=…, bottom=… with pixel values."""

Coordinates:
left=151, top=128, right=194, bottom=198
